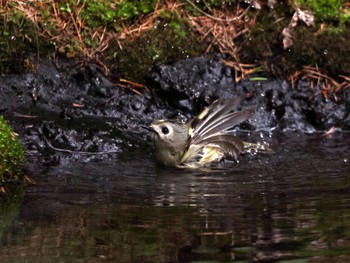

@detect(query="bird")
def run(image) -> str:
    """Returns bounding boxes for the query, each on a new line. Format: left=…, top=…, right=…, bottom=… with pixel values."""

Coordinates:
left=147, top=96, right=270, bottom=168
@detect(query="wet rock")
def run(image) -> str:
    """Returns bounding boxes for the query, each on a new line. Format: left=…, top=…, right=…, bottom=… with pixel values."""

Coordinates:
left=148, top=56, right=350, bottom=132
left=1, top=55, right=350, bottom=161
left=1, top=61, right=153, bottom=157
left=148, top=55, right=238, bottom=116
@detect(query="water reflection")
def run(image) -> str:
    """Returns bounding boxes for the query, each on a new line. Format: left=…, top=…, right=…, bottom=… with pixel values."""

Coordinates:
left=0, top=132, right=350, bottom=262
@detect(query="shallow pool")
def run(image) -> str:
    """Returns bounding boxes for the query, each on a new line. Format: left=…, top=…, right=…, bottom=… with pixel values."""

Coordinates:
left=0, top=132, right=349, bottom=262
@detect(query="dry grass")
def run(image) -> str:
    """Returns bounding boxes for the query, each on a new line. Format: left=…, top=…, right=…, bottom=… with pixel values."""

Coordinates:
left=8, top=0, right=186, bottom=76
left=116, top=0, right=186, bottom=47
left=119, top=0, right=258, bottom=81
left=9, top=0, right=110, bottom=74
left=290, top=66, right=350, bottom=100
left=7, top=0, right=257, bottom=81
left=5, top=0, right=349, bottom=96
left=188, top=2, right=257, bottom=81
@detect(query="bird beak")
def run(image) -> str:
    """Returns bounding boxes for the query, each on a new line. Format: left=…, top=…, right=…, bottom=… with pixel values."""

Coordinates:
left=141, top=125, right=156, bottom=133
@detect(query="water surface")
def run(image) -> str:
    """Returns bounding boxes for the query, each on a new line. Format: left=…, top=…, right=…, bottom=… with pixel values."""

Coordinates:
left=0, top=132, right=349, bottom=262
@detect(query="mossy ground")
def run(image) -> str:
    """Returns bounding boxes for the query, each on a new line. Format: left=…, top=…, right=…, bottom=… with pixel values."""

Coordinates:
left=109, top=20, right=207, bottom=82
left=241, top=1, right=350, bottom=80
left=0, top=0, right=349, bottom=84
left=0, top=11, right=53, bottom=73
left=0, top=116, right=26, bottom=196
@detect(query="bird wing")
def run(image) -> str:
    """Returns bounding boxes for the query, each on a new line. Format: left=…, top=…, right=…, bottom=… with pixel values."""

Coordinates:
left=180, top=97, right=255, bottom=165
left=188, top=97, right=255, bottom=144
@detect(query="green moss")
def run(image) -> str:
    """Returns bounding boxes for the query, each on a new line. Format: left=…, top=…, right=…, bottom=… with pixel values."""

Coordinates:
left=297, top=0, right=350, bottom=25
left=59, top=0, right=158, bottom=29
left=109, top=17, right=207, bottom=82
left=0, top=116, right=26, bottom=194
left=0, top=9, right=54, bottom=73
left=1, top=0, right=349, bottom=81
left=240, top=1, right=350, bottom=78
left=239, top=4, right=288, bottom=75
left=292, top=27, right=350, bottom=76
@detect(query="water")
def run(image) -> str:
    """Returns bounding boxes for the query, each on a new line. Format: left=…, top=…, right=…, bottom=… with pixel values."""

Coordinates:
left=0, top=132, right=350, bottom=262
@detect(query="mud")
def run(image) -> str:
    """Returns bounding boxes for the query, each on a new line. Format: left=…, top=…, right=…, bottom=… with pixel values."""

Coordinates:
left=1, top=55, right=349, bottom=159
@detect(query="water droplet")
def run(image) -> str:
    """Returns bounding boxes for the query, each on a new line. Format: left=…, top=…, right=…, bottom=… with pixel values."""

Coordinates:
left=344, top=159, right=348, bottom=163
left=324, top=49, right=328, bottom=55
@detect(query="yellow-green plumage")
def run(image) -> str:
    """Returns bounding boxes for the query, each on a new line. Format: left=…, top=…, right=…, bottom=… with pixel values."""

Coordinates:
left=148, top=96, right=270, bottom=168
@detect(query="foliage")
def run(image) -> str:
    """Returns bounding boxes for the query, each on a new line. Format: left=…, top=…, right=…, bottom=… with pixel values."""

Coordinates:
left=113, top=18, right=206, bottom=82
left=1, top=0, right=162, bottom=69
left=1, top=0, right=349, bottom=83
left=296, top=0, right=350, bottom=24
left=0, top=116, right=25, bottom=186
left=0, top=8, right=52, bottom=73
left=59, top=0, right=158, bottom=28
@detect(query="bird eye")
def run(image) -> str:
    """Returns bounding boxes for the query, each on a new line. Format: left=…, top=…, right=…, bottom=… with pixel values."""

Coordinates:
left=161, top=126, right=169, bottom=134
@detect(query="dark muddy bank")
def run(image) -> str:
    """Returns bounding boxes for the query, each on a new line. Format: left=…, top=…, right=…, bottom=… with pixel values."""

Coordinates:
left=1, top=55, right=349, bottom=159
